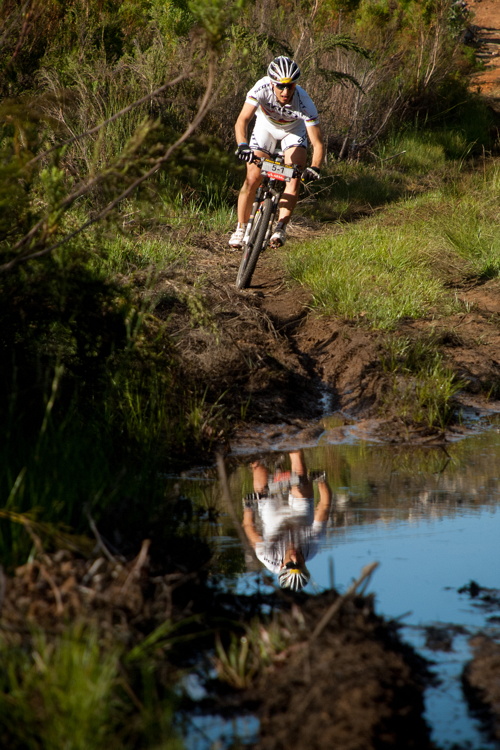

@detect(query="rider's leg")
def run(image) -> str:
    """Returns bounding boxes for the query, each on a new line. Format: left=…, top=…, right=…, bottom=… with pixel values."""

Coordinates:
left=276, top=145, right=307, bottom=226
left=237, top=121, right=277, bottom=224
left=229, top=148, right=268, bottom=247
left=289, top=449, right=314, bottom=500
left=236, top=150, right=267, bottom=224
left=269, top=144, right=306, bottom=247
left=251, top=460, right=269, bottom=494
left=230, top=118, right=276, bottom=247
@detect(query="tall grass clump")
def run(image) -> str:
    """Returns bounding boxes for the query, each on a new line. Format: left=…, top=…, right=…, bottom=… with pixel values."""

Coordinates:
left=0, top=226, right=225, bottom=569
left=380, top=333, right=465, bottom=428
left=435, top=166, right=500, bottom=279
left=441, top=209, right=500, bottom=280
left=97, top=231, right=191, bottom=273
left=0, top=624, right=184, bottom=750
left=0, top=627, right=121, bottom=750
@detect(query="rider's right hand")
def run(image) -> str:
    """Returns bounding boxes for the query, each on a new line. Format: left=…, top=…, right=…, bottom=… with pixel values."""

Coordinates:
left=302, top=166, right=321, bottom=182
left=235, top=143, right=254, bottom=162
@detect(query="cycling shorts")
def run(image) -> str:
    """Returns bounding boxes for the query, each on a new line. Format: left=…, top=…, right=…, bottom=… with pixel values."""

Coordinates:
left=249, top=114, right=308, bottom=155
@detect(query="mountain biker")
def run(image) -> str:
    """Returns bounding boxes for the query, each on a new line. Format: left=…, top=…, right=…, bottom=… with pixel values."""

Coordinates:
left=229, top=56, right=325, bottom=249
left=242, top=451, right=332, bottom=592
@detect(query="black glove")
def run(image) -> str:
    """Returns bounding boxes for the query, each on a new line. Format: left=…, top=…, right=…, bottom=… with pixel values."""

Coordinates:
left=242, top=491, right=268, bottom=510
left=235, top=143, right=254, bottom=162
left=309, top=470, right=326, bottom=483
left=243, top=493, right=258, bottom=510
left=303, top=166, right=321, bottom=182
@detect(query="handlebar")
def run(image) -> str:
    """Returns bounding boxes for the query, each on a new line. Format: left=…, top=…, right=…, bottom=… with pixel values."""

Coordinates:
left=251, top=154, right=304, bottom=180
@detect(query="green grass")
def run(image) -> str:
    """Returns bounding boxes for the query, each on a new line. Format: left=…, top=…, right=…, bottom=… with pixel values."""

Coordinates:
left=437, top=200, right=500, bottom=279
left=0, top=624, right=184, bottom=750
left=287, top=220, right=452, bottom=329
left=381, top=333, right=465, bottom=428
left=98, top=232, right=190, bottom=272
left=287, top=162, right=500, bottom=329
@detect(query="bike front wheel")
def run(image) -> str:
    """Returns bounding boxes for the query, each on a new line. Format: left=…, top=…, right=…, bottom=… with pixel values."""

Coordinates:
left=235, top=197, right=274, bottom=290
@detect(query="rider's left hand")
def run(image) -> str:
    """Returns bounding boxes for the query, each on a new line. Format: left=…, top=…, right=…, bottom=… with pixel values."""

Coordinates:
left=303, top=166, right=321, bottom=182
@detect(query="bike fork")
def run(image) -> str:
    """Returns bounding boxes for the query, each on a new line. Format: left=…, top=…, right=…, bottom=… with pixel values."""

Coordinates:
left=243, top=189, right=264, bottom=244
left=261, top=198, right=279, bottom=250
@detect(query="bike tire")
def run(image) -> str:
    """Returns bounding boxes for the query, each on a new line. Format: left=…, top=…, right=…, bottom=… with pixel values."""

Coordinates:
left=235, top=206, right=264, bottom=289
left=235, top=197, right=274, bottom=290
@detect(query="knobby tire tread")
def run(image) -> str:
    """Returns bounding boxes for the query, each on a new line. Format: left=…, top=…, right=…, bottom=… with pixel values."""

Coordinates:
left=236, top=197, right=273, bottom=289
left=236, top=206, right=264, bottom=289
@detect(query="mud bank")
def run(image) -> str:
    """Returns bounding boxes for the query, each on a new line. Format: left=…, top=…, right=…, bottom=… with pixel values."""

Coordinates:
left=160, top=228, right=500, bottom=448
left=1, top=546, right=437, bottom=750
left=247, top=588, right=434, bottom=750
left=461, top=584, right=500, bottom=744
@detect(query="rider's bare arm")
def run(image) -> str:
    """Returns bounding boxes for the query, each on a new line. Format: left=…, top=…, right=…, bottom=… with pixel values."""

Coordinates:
left=235, top=102, right=258, bottom=146
left=242, top=509, right=263, bottom=547
left=307, top=123, right=325, bottom=169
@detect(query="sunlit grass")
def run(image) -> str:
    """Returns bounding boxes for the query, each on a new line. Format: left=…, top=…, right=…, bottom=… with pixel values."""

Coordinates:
left=437, top=200, right=500, bottom=279
left=288, top=162, right=500, bottom=329
left=287, top=220, right=451, bottom=329
left=378, top=135, right=446, bottom=172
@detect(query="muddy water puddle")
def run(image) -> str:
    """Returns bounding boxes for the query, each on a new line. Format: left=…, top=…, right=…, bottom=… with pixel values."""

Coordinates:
left=180, top=416, right=500, bottom=749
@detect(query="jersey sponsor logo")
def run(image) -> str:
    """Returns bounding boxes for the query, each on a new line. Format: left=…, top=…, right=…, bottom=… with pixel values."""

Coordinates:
left=260, top=103, right=304, bottom=123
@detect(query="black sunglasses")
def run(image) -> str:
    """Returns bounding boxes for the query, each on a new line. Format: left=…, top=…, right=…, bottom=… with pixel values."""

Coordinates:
left=275, top=83, right=295, bottom=90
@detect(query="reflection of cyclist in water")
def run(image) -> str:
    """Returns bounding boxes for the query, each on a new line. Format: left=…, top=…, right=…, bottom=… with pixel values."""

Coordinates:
left=242, top=450, right=332, bottom=592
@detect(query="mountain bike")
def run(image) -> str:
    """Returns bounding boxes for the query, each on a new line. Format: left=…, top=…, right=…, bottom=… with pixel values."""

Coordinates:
left=235, top=153, right=301, bottom=290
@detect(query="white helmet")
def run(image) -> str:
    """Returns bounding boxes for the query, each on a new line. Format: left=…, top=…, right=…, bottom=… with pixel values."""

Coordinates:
left=278, top=562, right=310, bottom=592
left=267, top=56, right=301, bottom=85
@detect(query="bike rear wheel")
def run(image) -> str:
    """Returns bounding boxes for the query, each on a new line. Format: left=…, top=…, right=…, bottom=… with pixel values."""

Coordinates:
left=235, top=197, right=274, bottom=290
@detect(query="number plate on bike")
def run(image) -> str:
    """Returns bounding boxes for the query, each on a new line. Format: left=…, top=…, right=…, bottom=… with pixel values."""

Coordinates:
left=261, top=159, right=295, bottom=181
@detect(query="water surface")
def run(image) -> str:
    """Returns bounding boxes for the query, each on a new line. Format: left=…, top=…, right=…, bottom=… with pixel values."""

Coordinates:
left=182, top=417, right=500, bottom=749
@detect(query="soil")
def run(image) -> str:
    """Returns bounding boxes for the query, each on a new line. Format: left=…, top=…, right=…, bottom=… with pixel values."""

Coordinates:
left=460, top=582, right=500, bottom=743
left=469, top=0, right=500, bottom=97
left=247, top=589, right=435, bottom=750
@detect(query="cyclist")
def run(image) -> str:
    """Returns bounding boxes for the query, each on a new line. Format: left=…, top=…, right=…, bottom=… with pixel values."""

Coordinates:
left=229, top=56, right=325, bottom=249
left=242, top=451, right=332, bottom=592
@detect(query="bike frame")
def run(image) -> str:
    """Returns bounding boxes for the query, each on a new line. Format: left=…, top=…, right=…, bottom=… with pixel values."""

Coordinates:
left=235, top=153, right=300, bottom=290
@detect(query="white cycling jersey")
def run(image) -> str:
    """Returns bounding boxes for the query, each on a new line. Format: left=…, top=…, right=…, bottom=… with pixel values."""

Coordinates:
left=245, top=76, right=320, bottom=131
left=253, top=495, right=326, bottom=575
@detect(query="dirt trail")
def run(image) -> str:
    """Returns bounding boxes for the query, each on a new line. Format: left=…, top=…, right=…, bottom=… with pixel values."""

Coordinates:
left=219, top=227, right=500, bottom=449
left=470, top=0, right=500, bottom=96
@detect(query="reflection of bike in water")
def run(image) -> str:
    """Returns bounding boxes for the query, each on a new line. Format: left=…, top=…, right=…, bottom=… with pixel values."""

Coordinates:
left=242, top=450, right=331, bottom=592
